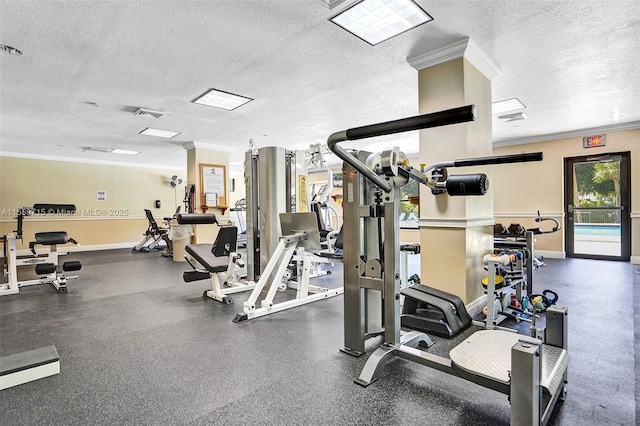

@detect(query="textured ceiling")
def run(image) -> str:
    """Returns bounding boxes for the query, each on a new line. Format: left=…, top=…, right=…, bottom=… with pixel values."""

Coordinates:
left=1, top=0, right=638, bottom=171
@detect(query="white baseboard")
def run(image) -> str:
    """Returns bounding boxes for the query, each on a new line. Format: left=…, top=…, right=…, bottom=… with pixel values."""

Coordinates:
left=535, top=250, right=565, bottom=259
left=631, top=256, right=640, bottom=265
left=3, top=242, right=140, bottom=257
left=466, top=294, right=488, bottom=318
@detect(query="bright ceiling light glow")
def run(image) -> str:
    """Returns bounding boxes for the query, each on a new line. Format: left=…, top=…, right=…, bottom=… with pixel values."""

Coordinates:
left=139, top=127, right=181, bottom=138
left=492, top=98, right=526, bottom=115
left=110, top=148, right=141, bottom=155
left=330, top=0, right=433, bottom=46
left=192, top=88, right=253, bottom=110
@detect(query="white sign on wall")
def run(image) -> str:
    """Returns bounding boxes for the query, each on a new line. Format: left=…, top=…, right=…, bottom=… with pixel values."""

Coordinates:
left=97, top=190, right=107, bottom=201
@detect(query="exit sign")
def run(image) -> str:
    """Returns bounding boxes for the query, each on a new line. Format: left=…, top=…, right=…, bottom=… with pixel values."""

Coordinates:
left=583, top=135, right=606, bottom=148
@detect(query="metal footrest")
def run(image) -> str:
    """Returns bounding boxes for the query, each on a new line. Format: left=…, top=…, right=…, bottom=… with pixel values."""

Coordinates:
left=450, top=330, right=569, bottom=398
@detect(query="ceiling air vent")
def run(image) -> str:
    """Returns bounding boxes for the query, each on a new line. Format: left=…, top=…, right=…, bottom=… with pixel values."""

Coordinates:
left=134, top=108, right=165, bottom=119
left=82, top=147, right=111, bottom=153
left=498, top=112, right=527, bottom=122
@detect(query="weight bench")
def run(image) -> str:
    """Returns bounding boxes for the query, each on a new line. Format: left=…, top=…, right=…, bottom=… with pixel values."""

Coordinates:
left=132, top=209, right=170, bottom=253
left=0, top=203, right=82, bottom=296
left=0, top=346, right=60, bottom=390
left=179, top=214, right=255, bottom=304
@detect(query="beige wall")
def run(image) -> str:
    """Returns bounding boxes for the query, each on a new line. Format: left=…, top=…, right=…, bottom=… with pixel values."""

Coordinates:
left=492, top=128, right=639, bottom=262
left=0, top=156, right=186, bottom=251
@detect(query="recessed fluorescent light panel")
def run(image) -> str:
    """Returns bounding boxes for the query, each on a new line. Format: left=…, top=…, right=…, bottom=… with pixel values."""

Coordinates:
left=139, top=127, right=181, bottom=139
left=192, top=88, right=253, bottom=111
left=110, top=149, right=140, bottom=155
left=492, top=98, right=526, bottom=115
left=330, top=0, right=433, bottom=46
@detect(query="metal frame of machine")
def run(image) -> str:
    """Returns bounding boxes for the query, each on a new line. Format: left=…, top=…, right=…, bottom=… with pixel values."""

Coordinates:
left=327, top=105, right=569, bottom=426
left=244, top=144, right=335, bottom=282
left=233, top=212, right=343, bottom=323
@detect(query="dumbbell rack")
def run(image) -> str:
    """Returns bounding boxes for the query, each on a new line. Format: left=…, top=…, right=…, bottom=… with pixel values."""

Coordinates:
left=494, top=230, right=535, bottom=295
left=481, top=251, right=528, bottom=330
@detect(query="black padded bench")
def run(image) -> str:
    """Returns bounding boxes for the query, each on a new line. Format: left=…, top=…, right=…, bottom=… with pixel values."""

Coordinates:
left=179, top=213, right=237, bottom=274
left=178, top=214, right=252, bottom=304
left=34, top=231, right=71, bottom=245
left=185, top=242, right=233, bottom=273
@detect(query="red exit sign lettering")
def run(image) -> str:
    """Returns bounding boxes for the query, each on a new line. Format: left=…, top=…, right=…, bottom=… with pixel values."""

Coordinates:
left=583, top=135, right=606, bottom=148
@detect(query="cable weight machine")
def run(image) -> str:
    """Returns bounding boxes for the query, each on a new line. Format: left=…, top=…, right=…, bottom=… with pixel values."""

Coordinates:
left=328, top=105, right=569, bottom=426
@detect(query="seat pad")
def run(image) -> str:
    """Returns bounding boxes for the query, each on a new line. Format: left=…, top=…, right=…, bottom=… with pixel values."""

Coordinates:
left=185, top=244, right=229, bottom=273
left=34, top=232, right=69, bottom=245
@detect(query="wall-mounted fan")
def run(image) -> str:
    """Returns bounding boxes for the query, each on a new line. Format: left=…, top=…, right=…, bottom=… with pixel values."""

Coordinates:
left=170, top=176, right=183, bottom=209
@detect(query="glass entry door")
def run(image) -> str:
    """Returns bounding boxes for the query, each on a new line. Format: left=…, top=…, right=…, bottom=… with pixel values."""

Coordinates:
left=564, top=152, right=631, bottom=261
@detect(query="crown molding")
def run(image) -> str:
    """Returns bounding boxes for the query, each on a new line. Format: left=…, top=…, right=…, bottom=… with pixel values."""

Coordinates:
left=407, top=38, right=500, bottom=81
left=493, top=121, right=640, bottom=148
left=0, top=151, right=185, bottom=170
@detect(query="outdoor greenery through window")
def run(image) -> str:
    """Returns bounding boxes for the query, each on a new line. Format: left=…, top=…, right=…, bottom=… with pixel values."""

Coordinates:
left=573, top=159, right=621, bottom=224
left=400, top=181, right=419, bottom=229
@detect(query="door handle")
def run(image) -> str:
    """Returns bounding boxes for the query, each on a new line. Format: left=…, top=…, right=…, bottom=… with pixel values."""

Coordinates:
left=567, top=204, right=573, bottom=213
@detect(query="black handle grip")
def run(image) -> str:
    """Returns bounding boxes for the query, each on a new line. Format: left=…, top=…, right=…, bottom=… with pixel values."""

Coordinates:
left=446, top=174, right=488, bottom=196
left=453, top=152, right=543, bottom=168
left=345, top=105, right=476, bottom=141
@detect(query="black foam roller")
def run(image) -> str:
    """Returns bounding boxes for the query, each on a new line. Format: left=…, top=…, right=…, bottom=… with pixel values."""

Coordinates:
left=446, top=174, right=488, bottom=196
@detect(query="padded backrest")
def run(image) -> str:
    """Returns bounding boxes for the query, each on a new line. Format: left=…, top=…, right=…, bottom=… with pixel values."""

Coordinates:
left=33, top=204, right=77, bottom=214
left=177, top=213, right=217, bottom=225
left=34, top=232, right=69, bottom=245
left=212, top=226, right=238, bottom=257
left=310, top=202, right=327, bottom=232
left=334, top=226, right=344, bottom=250
left=144, top=209, right=160, bottom=231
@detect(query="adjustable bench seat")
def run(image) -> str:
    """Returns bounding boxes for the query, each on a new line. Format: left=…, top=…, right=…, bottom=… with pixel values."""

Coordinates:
left=34, top=232, right=70, bottom=245
left=185, top=244, right=230, bottom=273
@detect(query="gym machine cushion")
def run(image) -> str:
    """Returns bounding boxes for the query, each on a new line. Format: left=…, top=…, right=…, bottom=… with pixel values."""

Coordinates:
left=184, top=226, right=239, bottom=274
left=33, top=232, right=71, bottom=245
left=401, top=284, right=473, bottom=338
left=177, top=214, right=218, bottom=225
left=32, top=204, right=76, bottom=214
left=34, top=264, right=56, bottom=275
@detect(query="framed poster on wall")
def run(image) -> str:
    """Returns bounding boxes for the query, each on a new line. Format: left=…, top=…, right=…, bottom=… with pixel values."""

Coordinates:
left=199, top=163, right=227, bottom=208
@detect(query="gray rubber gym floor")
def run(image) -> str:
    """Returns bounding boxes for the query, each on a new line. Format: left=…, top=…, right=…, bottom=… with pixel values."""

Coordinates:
left=1, top=249, right=637, bottom=425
